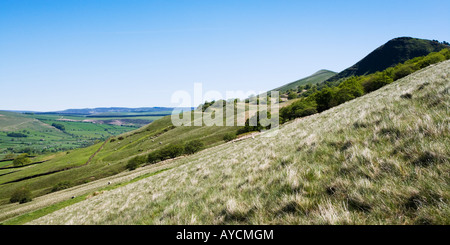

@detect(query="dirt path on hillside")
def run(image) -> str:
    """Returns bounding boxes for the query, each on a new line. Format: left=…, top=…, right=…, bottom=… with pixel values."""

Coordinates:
left=82, top=138, right=109, bottom=166
left=0, top=138, right=109, bottom=186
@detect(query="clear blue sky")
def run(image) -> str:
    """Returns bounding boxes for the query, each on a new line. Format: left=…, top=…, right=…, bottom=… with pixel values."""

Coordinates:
left=1, top=0, right=449, bottom=111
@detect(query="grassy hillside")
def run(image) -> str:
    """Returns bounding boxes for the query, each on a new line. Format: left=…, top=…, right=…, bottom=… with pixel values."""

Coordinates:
left=0, top=107, right=252, bottom=206
left=271, top=69, right=336, bottom=94
left=28, top=60, right=450, bottom=225
left=326, top=37, right=450, bottom=84
left=0, top=111, right=70, bottom=157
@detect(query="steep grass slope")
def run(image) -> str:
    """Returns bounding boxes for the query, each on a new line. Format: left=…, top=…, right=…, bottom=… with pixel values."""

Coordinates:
left=30, top=60, right=450, bottom=225
left=271, top=69, right=336, bottom=93
left=326, top=37, right=449, bottom=83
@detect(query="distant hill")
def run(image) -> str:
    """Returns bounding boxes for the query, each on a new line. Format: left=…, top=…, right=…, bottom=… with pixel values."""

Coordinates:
left=42, top=107, right=192, bottom=116
left=0, top=111, right=71, bottom=155
left=0, top=111, right=54, bottom=132
left=325, top=37, right=450, bottom=83
left=270, top=69, right=336, bottom=93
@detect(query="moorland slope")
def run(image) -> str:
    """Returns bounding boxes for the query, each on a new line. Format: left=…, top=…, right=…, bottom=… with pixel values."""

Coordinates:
left=30, top=59, right=449, bottom=225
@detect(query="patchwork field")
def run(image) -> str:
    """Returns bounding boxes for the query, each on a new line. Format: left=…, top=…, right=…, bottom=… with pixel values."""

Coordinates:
left=0, top=111, right=174, bottom=158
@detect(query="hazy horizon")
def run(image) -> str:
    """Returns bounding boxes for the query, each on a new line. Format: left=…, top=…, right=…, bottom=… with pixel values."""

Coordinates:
left=1, top=106, right=195, bottom=113
left=1, top=0, right=449, bottom=111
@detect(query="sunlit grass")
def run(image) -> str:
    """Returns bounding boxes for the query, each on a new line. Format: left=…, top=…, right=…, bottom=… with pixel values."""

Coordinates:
left=29, top=60, right=449, bottom=225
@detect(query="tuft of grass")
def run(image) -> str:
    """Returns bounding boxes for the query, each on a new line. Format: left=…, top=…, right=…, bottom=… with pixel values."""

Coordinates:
left=412, top=151, right=448, bottom=167
left=400, top=93, right=413, bottom=99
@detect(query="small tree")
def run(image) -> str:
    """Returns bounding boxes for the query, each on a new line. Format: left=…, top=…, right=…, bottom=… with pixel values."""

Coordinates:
left=13, top=153, right=31, bottom=167
left=361, top=72, right=393, bottom=94
left=126, top=155, right=146, bottom=170
left=280, top=99, right=317, bottom=122
left=288, top=92, right=298, bottom=100
left=147, top=151, right=162, bottom=164
left=315, top=87, right=335, bottom=112
left=52, top=123, right=66, bottom=131
left=126, top=160, right=139, bottom=171
left=51, top=181, right=73, bottom=192
left=333, top=76, right=364, bottom=105
left=393, top=65, right=415, bottom=81
left=184, top=140, right=204, bottom=154
left=159, top=144, right=184, bottom=159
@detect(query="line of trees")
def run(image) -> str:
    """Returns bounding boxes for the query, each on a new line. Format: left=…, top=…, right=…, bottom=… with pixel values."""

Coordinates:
left=52, top=123, right=66, bottom=131
left=7, top=132, right=28, bottom=138
left=126, top=140, right=205, bottom=170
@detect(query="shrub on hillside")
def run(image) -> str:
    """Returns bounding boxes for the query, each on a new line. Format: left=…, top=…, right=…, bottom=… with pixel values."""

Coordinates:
left=314, top=87, right=335, bottom=112
left=159, top=144, right=184, bottom=160
left=361, top=72, right=393, bottom=93
left=147, top=151, right=162, bottom=164
left=10, top=187, right=32, bottom=204
left=333, top=77, right=364, bottom=105
left=393, top=64, right=416, bottom=80
left=13, top=153, right=31, bottom=167
left=300, top=85, right=318, bottom=98
left=184, top=140, right=204, bottom=154
left=287, top=92, right=298, bottom=100
left=7, top=132, right=28, bottom=138
left=441, top=48, right=450, bottom=59
left=51, top=181, right=73, bottom=192
left=297, top=85, right=305, bottom=93
left=280, top=99, right=317, bottom=122
left=126, top=155, right=146, bottom=170
left=147, top=143, right=186, bottom=164
left=52, top=123, right=66, bottom=131
left=417, top=52, right=446, bottom=69
left=223, top=133, right=237, bottom=142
